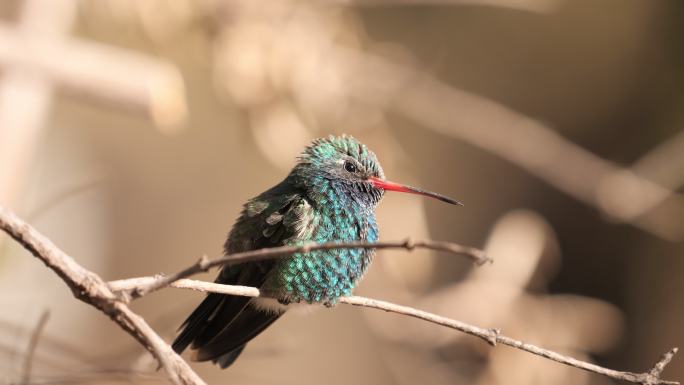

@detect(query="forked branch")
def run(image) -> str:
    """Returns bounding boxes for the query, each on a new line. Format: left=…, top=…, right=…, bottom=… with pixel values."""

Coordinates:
left=0, top=205, right=206, bottom=385
left=0, top=204, right=678, bottom=385
left=109, top=277, right=680, bottom=385
left=130, top=238, right=490, bottom=299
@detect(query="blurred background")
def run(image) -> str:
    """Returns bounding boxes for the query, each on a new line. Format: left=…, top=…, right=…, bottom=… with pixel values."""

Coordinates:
left=0, top=0, right=683, bottom=384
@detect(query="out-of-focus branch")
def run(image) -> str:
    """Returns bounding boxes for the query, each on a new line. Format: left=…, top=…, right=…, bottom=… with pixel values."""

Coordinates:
left=129, top=239, right=490, bottom=299
left=0, top=0, right=74, bottom=212
left=336, top=49, right=684, bottom=240
left=631, top=130, right=684, bottom=190
left=109, top=277, right=680, bottom=385
left=0, top=25, right=187, bottom=129
left=329, top=0, right=562, bottom=13
left=20, top=310, right=50, bottom=385
left=594, top=130, right=684, bottom=225
left=0, top=205, right=206, bottom=385
left=0, top=0, right=185, bottom=243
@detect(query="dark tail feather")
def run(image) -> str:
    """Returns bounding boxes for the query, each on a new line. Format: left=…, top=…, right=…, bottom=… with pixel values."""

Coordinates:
left=173, top=266, right=263, bottom=354
left=213, top=345, right=246, bottom=369
left=173, top=263, right=279, bottom=368
left=191, top=296, right=252, bottom=348
left=195, top=305, right=283, bottom=366
left=172, top=293, right=225, bottom=354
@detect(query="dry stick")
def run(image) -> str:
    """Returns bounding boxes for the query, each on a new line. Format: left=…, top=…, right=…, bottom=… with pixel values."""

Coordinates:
left=0, top=205, right=206, bottom=385
left=20, top=310, right=50, bottom=385
left=131, top=239, right=490, bottom=299
left=1, top=204, right=678, bottom=385
left=109, top=277, right=680, bottom=385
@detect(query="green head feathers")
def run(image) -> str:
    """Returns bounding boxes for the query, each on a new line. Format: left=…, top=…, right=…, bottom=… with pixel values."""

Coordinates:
left=292, top=135, right=386, bottom=207
left=291, top=134, right=461, bottom=207
left=298, top=135, right=384, bottom=177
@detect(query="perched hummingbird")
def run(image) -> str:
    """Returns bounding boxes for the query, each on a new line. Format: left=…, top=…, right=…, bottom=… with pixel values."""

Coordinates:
left=172, top=135, right=460, bottom=368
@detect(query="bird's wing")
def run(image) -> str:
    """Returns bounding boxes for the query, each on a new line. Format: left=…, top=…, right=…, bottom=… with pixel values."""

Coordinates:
left=172, top=192, right=312, bottom=362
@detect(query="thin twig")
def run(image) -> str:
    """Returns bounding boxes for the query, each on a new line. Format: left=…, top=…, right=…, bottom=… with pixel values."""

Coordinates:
left=1, top=204, right=679, bottom=385
left=20, top=310, right=50, bottom=385
left=0, top=205, right=206, bottom=385
left=109, top=277, right=680, bottom=385
left=129, top=238, right=489, bottom=299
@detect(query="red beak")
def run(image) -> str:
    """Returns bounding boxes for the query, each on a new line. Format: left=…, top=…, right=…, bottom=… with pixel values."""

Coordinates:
left=368, top=177, right=463, bottom=206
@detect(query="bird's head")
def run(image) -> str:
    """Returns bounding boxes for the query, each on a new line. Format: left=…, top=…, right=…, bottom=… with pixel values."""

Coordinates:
left=292, top=135, right=461, bottom=208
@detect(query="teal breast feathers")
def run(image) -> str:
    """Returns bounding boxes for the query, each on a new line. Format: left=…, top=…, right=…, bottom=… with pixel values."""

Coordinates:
left=264, top=207, right=378, bottom=305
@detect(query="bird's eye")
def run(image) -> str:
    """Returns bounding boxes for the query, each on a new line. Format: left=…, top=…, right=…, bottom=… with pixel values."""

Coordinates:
left=344, top=161, right=358, bottom=173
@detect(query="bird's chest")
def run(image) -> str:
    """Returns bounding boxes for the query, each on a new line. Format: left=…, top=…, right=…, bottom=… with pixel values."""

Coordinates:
left=264, top=207, right=378, bottom=305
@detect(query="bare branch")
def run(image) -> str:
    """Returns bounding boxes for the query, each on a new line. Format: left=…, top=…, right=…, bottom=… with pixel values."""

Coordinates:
left=130, top=238, right=489, bottom=299
left=1, top=203, right=678, bottom=385
left=20, top=310, right=50, bottom=385
left=109, top=277, right=680, bottom=385
left=0, top=205, right=206, bottom=385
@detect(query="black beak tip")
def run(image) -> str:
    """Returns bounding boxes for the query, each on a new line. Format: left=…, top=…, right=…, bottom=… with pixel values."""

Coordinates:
left=450, top=198, right=464, bottom=206
left=438, top=195, right=464, bottom=206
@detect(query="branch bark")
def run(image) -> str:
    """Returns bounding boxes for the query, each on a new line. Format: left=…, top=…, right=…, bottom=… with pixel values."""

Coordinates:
left=130, top=238, right=490, bottom=299
left=109, top=277, right=680, bottom=385
left=0, top=205, right=206, bottom=385
left=1, top=204, right=679, bottom=385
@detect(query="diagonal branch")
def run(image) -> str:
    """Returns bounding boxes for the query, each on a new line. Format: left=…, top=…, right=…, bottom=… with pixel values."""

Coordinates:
left=1, top=203, right=679, bottom=385
left=109, top=277, right=680, bottom=385
left=0, top=205, right=206, bottom=385
left=129, top=238, right=489, bottom=299
left=333, top=48, right=684, bottom=241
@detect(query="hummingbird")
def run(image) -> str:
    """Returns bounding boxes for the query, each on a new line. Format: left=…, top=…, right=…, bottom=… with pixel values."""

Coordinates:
left=172, top=135, right=461, bottom=368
